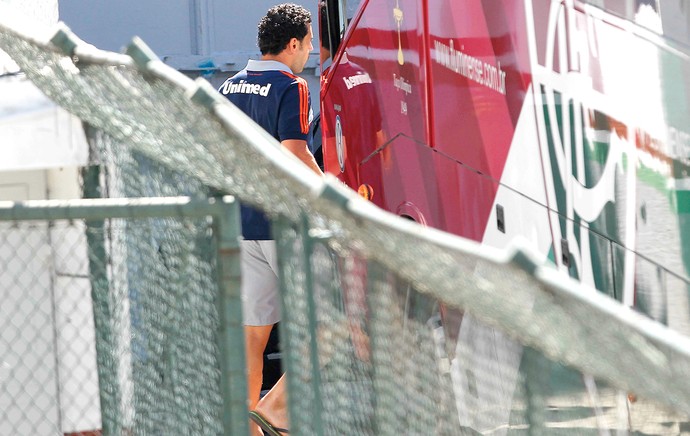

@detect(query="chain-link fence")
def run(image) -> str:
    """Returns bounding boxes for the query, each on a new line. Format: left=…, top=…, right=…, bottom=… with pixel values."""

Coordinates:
left=3, top=196, right=690, bottom=435
left=274, top=216, right=690, bottom=435
left=1, top=218, right=98, bottom=435
left=0, top=197, right=247, bottom=435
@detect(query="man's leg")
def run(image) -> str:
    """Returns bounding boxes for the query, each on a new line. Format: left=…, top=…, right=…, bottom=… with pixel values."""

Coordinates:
left=245, top=324, right=274, bottom=410
left=240, top=240, right=281, bottom=435
left=252, top=240, right=286, bottom=413
left=241, top=239, right=281, bottom=405
left=254, top=374, right=289, bottom=432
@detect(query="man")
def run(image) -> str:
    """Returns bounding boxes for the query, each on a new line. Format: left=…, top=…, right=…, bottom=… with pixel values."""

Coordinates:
left=218, top=3, right=322, bottom=435
left=318, top=0, right=384, bottom=189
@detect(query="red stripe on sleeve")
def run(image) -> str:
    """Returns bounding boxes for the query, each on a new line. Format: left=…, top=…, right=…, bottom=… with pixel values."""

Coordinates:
left=297, top=77, right=309, bottom=134
left=280, top=71, right=310, bottom=135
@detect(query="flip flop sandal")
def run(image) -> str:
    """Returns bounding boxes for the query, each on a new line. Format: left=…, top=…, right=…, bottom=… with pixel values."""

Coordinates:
left=249, top=410, right=289, bottom=435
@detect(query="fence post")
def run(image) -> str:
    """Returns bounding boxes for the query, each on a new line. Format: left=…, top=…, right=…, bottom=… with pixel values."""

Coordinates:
left=214, top=197, right=249, bottom=436
left=274, top=214, right=325, bottom=435
left=366, top=260, right=395, bottom=435
left=299, top=213, right=325, bottom=435
left=82, top=165, right=122, bottom=435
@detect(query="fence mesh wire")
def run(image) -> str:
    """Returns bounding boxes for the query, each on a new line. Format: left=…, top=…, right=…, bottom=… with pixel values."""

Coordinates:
left=2, top=9, right=690, bottom=436
left=0, top=216, right=223, bottom=435
left=275, top=218, right=690, bottom=435
left=0, top=220, right=96, bottom=435
left=81, top=84, right=224, bottom=434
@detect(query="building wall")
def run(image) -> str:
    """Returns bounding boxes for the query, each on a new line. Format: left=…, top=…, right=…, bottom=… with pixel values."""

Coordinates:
left=58, top=0, right=322, bottom=106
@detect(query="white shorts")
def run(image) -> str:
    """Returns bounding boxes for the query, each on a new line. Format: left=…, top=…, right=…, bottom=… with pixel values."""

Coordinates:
left=240, top=239, right=281, bottom=326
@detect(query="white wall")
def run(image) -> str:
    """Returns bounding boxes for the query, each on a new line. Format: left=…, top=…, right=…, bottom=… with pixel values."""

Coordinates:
left=58, top=0, right=319, bottom=57
left=58, top=0, right=323, bottom=108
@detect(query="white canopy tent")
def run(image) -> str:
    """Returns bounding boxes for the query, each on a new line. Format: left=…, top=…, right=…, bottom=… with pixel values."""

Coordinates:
left=0, top=0, right=87, bottom=196
left=0, top=74, right=88, bottom=173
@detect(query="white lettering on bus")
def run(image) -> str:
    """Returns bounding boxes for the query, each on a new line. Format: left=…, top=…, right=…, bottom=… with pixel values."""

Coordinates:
left=669, top=126, right=690, bottom=165
left=393, top=74, right=412, bottom=95
left=433, top=39, right=506, bottom=95
left=343, top=72, right=372, bottom=90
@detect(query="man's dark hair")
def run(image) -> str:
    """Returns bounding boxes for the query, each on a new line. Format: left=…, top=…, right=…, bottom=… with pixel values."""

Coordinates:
left=258, top=3, right=312, bottom=55
left=319, top=1, right=330, bottom=52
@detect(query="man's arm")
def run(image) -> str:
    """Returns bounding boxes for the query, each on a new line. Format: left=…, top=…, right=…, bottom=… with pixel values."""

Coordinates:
left=282, top=139, right=324, bottom=176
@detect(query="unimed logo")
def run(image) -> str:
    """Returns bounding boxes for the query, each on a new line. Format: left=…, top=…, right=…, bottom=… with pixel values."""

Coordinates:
left=221, top=79, right=272, bottom=96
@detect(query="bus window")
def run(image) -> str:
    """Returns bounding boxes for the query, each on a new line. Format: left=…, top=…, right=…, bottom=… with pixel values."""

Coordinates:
left=319, top=0, right=362, bottom=71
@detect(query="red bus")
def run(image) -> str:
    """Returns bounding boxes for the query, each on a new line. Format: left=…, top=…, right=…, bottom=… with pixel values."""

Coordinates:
left=320, top=0, right=690, bottom=324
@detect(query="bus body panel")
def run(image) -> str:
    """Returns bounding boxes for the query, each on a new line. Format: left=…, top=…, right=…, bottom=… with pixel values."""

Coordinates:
left=323, top=0, right=690, bottom=315
left=319, top=0, right=690, bottom=428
